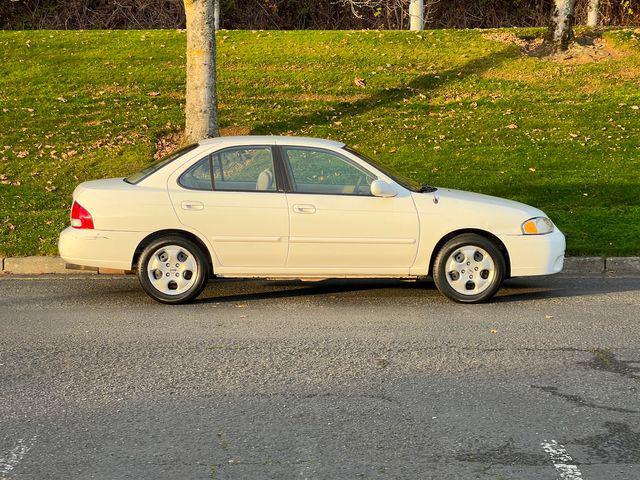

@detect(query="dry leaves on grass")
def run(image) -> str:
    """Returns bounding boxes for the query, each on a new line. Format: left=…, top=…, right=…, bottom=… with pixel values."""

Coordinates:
left=483, top=31, right=617, bottom=63
left=153, top=130, right=184, bottom=160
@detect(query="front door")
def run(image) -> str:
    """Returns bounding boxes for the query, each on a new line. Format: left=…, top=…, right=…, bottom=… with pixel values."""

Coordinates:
left=281, top=146, right=419, bottom=273
left=168, top=145, right=289, bottom=268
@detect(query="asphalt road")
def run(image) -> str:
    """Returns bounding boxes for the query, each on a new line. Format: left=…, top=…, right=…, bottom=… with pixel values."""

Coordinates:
left=0, top=274, right=639, bottom=480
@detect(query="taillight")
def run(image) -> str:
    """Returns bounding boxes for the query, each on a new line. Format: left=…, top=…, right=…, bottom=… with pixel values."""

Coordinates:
left=70, top=201, right=94, bottom=229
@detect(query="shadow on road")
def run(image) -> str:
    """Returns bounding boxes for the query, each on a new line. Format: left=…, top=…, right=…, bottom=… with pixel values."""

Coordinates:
left=194, top=275, right=640, bottom=305
left=195, top=278, right=435, bottom=304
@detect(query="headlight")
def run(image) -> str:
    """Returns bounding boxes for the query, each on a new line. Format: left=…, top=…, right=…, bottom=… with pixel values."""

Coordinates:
left=522, top=217, right=554, bottom=235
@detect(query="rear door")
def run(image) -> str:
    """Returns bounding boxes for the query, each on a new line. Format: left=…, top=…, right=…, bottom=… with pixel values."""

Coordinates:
left=280, top=146, right=419, bottom=273
left=168, top=145, right=289, bottom=268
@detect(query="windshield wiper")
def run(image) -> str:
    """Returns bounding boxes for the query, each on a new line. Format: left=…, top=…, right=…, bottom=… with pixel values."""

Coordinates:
left=418, top=184, right=437, bottom=193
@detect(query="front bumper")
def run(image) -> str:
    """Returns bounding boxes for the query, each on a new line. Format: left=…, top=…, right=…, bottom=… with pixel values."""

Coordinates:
left=498, top=228, right=566, bottom=277
left=58, top=227, right=147, bottom=270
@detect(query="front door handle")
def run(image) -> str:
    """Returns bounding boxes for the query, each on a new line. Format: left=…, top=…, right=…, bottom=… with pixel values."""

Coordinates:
left=292, top=204, right=316, bottom=214
left=181, top=201, right=204, bottom=211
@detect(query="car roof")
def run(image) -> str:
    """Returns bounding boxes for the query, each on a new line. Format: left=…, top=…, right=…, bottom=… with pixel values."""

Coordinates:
left=198, top=135, right=345, bottom=149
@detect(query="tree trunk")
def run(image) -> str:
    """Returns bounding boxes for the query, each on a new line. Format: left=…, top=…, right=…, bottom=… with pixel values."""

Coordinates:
left=409, top=0, right=424, bottom=31
left=586, top=0, right=600, bottom=27
left=545, top=0, right=576, bottom=52
left=214, top=0, right=220, bottom=30
left=184, top=0, right=219, bottom=143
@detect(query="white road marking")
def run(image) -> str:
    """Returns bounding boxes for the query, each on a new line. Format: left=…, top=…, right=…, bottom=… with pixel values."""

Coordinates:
left=0, top=437, right=36, bottom=475
left=541, top=439, right=584, bottom=480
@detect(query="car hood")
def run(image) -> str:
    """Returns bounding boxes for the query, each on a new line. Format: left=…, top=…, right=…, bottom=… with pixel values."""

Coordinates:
left=412, top=188, right=547, bottom=236
left=433, top=188, right=544, bottom=217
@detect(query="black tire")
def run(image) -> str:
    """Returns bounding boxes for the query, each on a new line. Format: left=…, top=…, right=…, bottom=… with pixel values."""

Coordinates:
left=432, top=233, right=506, bottom=304
left=137, top=235, right=209, bottom=304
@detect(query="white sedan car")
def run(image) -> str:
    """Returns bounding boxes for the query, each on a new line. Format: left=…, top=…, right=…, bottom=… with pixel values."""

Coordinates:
left=59, top=136, right=565, bottom=304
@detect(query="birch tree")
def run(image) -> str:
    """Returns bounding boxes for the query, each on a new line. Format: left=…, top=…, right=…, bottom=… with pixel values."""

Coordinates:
left=214, top=0, right=220, bottom=30
left=184, top=0, right=219, bottom=143
left=409, top=0, right=424, bottom=30
left=545, top=0, right=576, bottom=52
left=586, top=0, right=600, bottom=27
left=341, top=0, right=428, bottom=30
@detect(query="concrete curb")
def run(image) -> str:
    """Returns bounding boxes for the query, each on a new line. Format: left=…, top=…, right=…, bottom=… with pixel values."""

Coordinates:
left=562, top=257, right=605, bottom=275
left=1, top=255, right=640, bottom=276
left=1, top=256, right=127, bottom=275
left=606, top=257, right=640, bottom=274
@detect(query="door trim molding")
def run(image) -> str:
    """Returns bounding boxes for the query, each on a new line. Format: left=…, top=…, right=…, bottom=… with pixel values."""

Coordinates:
left=289, top=236, right=415, bottom=245
left=211, top=235, right=283, bottom=243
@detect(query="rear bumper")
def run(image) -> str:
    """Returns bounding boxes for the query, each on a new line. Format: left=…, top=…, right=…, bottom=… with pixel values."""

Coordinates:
left=58, top=227, right=146, bottom=270
left=498, top=228, right=566, bottom=277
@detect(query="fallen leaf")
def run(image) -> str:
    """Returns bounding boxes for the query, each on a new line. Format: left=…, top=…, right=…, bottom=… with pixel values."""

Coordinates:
left=354, top=77, right=366, bottom=88
left=506, top=123, right=518, bottom=129
left=374, top=357, right=389, bottom=368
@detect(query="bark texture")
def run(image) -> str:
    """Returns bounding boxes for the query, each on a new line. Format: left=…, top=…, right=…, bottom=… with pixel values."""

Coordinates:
left=184, top=0, right=219, bottom=143
left=409, top=0, right=424, bottom=30
left=587, top=0, right=600, bottom=26
left=546, top=0, right=576, bottom=51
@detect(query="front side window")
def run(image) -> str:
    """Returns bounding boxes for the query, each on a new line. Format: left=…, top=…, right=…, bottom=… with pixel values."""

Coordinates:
left=343, top=146, right=422, bottom=192
left=283, top=147, right=375, bottom=195
left=212, top=146, right=277, bottom=192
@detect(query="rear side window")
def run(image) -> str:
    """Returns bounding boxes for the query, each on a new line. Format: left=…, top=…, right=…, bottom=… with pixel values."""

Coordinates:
left=212, top=146, right=276, bottom=191
left=125, top=144, right=198, bottom=185
left=176, top=146, right=278, bottom=192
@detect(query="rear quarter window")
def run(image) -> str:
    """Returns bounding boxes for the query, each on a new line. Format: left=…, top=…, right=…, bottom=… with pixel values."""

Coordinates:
left=125, top=144, right=198, bottom=185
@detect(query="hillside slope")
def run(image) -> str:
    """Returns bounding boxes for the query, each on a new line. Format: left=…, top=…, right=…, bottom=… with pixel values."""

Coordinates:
left=1, top=29, right=639, bottom=256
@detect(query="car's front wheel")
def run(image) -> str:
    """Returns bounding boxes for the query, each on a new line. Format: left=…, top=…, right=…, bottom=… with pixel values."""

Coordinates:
left=137, top=235, right=209, bottom=304
left=432, top=233, right=506, bottom=303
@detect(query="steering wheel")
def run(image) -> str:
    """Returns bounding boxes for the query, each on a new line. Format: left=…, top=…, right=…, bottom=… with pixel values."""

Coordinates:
left=353, top=175, right=364, bottom=195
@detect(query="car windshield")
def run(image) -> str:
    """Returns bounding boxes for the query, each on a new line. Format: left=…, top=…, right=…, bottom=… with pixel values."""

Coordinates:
left=124, top=144, right=199, bottom=185
left=343, top=146, right=424, bottom=192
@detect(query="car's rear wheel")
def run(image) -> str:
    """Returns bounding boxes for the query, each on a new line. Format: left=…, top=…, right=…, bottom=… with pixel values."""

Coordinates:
left=137, top=235, right=209, bottom=304
left=432, top=233, right=505, bottom=303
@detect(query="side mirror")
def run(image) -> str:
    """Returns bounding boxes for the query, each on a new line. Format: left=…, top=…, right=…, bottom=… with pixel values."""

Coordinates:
left=370, top=179, right=397, bottom=198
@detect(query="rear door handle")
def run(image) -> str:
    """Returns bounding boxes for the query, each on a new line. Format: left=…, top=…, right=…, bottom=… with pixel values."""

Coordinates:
left=181, top=201, right=204, bottom=211
left=292, top=204, right=316, bottom=214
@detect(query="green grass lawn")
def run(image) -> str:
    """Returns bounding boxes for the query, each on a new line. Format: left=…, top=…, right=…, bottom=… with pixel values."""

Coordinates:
left=1, top=28, right=639, bottom=256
